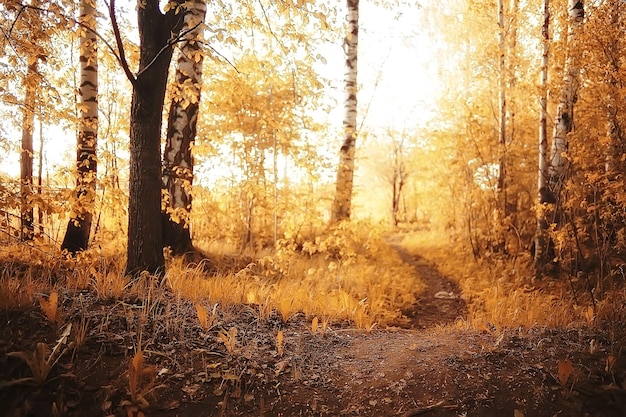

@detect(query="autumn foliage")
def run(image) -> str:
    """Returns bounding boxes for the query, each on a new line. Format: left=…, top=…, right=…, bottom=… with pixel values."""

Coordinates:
left=0, top=0, right=625, bottom=414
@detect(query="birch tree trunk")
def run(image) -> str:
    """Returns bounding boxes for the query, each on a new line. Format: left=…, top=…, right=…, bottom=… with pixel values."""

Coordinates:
left=20, top=61, right=37, bottom=241
left=62, top=0, right=98, bottom=254
left=548, top=0, right=584, bottom=193
left=507, top=0, right=519, bottom=153
left=162, top=0, right=206, bottom=256
left=331, top=0, right=359, bottom=223
left=534, top=0, right=551, bottom=270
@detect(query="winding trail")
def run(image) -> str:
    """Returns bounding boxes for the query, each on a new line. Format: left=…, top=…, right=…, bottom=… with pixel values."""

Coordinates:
left=387, top=238, right=467, bottom=329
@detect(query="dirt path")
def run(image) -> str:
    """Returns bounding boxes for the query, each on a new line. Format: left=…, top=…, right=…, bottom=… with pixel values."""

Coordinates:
left=387, top=240, right=467, bottom=329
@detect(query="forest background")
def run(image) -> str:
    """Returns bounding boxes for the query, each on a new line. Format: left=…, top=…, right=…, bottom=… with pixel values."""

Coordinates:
left=0, top=0, right=624, bottom=328
left=0, top=0, right=626, bottom=414
left=0, top=0, right=625, bottom=327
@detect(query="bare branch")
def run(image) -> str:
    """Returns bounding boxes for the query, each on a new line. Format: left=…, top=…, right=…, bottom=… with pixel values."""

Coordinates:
left=76, top=20, right=126, bottom=77
left=135, top=20, right=198, bottom=79
left=203, top=42, right=240, bottom=73
left=258, top=0, right=288, bottom=55
left=106, top=0, right=137, bottom=86
left=8, top=5, right=26, bottom=36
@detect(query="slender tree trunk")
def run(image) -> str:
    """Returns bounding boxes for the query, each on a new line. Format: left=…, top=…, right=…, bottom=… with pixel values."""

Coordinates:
left=331, top=0, right=359, bottom=223
left=162, top=0, right=206, bottom=256
left=507, top=0, right=519, bottom=153
left=548, top=0, right=584, bottom=194
left=125, top=0, right=183, bottom=275
left=62, top=0, right=98, bottom=254
left=536, top=0, right=583, bottom=273
left=37, top=114, right=44, bottom=236
left=20, top=61, right=37, bottom=241
left=391, top=138, right=407, bottom=227
left=497, top=0, right=507, bottom=219
left=604, top=2, right=622, bottom=175
left=535, top=0, right=551, bottom=271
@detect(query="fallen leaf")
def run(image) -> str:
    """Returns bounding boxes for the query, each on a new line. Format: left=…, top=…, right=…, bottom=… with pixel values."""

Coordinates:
left=182, top=384, right=200, bottom=397
left=557, top=359, right=573, bottom=387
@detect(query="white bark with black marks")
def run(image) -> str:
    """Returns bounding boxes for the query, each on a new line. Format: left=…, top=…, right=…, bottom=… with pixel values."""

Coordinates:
left=331, top=0, right=359, bottom=223
left=548, top=0, right=584, bottom=192
left=62, top=0, right=98, bottom=254
left=162, top=0, right=207, bottom=255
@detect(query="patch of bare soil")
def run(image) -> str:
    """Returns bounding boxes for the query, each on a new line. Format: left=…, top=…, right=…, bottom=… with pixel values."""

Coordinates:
left=1, top=245, right=625, bottom=417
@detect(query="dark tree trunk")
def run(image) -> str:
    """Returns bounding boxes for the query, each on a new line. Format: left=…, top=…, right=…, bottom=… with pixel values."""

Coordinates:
left=20, top=61, right=37, bottom=241
left=126, top=0, right=183, bottom=275
left=161, top=211, right=193, bottom=255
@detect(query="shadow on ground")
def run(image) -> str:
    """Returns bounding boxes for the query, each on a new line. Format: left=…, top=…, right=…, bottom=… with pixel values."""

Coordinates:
left=388, top=241, right=467, bottom=329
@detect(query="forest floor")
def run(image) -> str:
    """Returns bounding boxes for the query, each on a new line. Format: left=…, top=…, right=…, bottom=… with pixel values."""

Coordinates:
left=1, top=238, right=625, bottom=417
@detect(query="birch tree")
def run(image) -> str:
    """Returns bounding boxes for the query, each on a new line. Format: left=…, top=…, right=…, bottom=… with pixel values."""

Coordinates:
left=161, top=0, right=207, bottom=256
left=602, top=1, right=623, bottom=175
left=496, top=0, right=507, bottom=220
left=62, top=0, right=98, bottom=254
left=548, top=0, right=584, bottom=194
left=331, top=0, right=359, bottom=223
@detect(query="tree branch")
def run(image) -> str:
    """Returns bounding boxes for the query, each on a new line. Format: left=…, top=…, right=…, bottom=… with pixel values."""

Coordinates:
left=8, top=5, right=26, bottom=36
left=135, top=20, right=197, bottom=79
left=75, top=20, right=127, bottom=78
left=4, top=2, right=128, bottom=84
left=106, top=0, right=137, bottom=87
left=202, top=42, right=240, bottom=73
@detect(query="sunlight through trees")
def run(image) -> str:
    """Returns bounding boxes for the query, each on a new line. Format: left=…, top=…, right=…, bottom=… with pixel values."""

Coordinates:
left=0, top=0, right=624, bottom=313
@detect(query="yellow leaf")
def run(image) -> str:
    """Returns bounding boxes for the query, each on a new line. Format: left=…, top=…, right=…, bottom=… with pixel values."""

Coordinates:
left=557, top=359, right=573, bottom=387
left=39, top=291, right=59, bottom=323
left=584, top=305, right=595, bottom=324
left=196, top=304, right=208, bottom=327
left=129, top=349, right=144, bottom=401
left=277, top=330, right=284, bottom=356
left=606, top=354, right=616, bottom=373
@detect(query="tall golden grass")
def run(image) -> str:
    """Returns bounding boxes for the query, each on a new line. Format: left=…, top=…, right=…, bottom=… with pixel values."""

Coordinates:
left=0, top=223, right=424, bottom=330
left=399, top=231, right=610, bottom=330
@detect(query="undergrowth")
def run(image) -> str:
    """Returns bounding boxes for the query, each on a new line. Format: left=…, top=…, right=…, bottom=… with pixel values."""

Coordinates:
left=400, top=230, right=626, bottom=344
left=0, top=222, right=424, bottom=330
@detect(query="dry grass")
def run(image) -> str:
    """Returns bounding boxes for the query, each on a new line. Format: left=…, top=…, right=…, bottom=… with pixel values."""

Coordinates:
left=0, top=224, right=425, bottom=331
left=3, top=226, right=622, bottom=338
left=167, top=226, right=424, bottom=328
left=399, top=230, right=624, bottom=331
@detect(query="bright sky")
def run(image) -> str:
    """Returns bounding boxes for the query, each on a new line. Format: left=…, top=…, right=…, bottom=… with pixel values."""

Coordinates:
left=316, top=1, right=441, bottom=134
left=0, top=0, right=442, bottom=179
left=358, top=2, right=441, bottom=130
